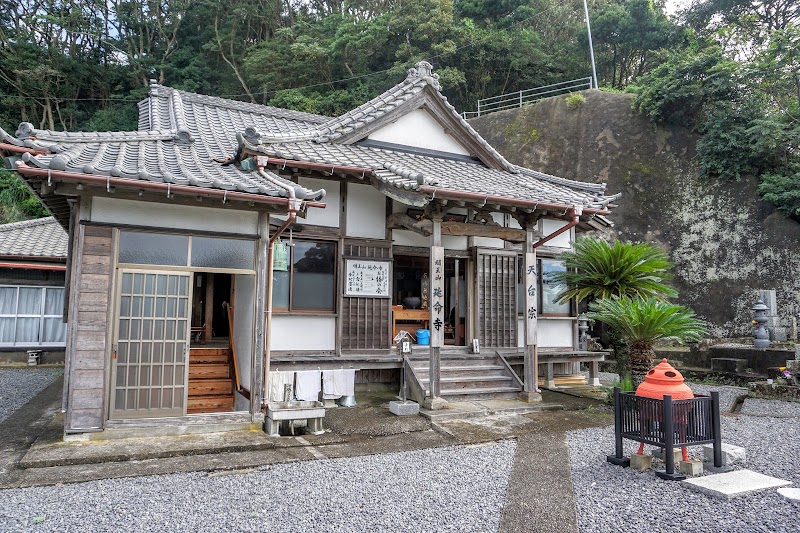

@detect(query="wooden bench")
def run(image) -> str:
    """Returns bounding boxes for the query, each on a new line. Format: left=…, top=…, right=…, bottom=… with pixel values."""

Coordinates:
left=538, top=350, right=608, bottom=388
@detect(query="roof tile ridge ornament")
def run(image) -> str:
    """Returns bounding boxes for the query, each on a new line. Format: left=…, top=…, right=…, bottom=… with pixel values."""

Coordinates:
left=15, top=122, right=36, bottom=140
left=514, top=166, right=608, bottom=194
left=169, top=89, right=194, bottom=145
left=406, top=61, right=441, bottom=91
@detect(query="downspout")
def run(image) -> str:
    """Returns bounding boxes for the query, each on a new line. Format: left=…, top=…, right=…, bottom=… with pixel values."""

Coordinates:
left=533, top=206, right=583, bottom=249
left=257, top=163, right=301, bottom=409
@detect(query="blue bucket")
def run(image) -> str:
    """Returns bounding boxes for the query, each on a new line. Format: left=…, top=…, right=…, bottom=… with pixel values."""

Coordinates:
left=416, top=329, right=430, bottom=345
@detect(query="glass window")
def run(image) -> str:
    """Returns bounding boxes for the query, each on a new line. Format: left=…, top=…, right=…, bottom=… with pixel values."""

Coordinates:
left=0, top=286, right=66, bottom=345
left=119, top=232, right=189, bottom=266
left=271, top=240, right=336, bottom=312
left=191, top=236, right=254, bottom=270
left=540, top=259, right=571, bottom=315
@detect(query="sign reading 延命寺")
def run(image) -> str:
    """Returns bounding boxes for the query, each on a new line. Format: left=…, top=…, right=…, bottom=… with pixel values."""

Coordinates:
left=345, top=259, right=391, bottom=297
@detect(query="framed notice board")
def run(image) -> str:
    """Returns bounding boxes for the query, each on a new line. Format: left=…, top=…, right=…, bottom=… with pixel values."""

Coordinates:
left=345, top=259, right=391, bottom=297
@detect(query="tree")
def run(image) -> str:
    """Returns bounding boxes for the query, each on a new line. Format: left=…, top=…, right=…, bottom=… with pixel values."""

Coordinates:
left=551, top=237, right=678, bottom=379
left=587, top=295, right=707, bottom=385
left=0, top=168, right=48, bottom=223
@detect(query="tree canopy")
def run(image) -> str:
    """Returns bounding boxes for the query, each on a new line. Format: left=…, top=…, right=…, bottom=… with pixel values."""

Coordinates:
left=0, top=1, right=798, bottom=222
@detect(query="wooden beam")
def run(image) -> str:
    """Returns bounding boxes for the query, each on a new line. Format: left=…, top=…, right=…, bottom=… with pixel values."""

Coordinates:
left=386, top=212, right=432, bottom=237
left=441, top=221, right=527, bottom=242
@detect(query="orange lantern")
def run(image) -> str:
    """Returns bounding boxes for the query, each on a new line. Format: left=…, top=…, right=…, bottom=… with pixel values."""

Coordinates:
left=635, top=358, right=694, bottom=460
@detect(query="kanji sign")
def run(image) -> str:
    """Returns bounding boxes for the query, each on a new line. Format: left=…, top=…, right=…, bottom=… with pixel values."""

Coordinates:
left=345, top=260, right=390, bottom=297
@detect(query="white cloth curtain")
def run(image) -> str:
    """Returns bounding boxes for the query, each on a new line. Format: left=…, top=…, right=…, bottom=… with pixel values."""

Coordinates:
left=0, top=286, right=66, bottom=344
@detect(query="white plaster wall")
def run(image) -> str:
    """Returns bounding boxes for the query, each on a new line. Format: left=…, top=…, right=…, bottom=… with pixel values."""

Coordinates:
left=91, top=197, right=258, bottom=234
left=540, top=219, right=573, bottom=248
left=270, top=315, right=336, bottom=351
left=517, top=317, right=525, bottom=348
left=538, top=319, right=575, bottom=348
left=346, top=183, right=386, bottom=239
left=392, top=228, right=429, bottom=247
left=368, top=108, right=470, bottom=155
left=473, top=213, right=506, bottom=249
left=299, top=177, right=340, bottom=227
left=233, top=274, right=255, bottom=392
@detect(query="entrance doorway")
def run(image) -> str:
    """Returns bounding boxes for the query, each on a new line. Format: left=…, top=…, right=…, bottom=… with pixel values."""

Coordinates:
left=392, top=255, right=467, bottom=346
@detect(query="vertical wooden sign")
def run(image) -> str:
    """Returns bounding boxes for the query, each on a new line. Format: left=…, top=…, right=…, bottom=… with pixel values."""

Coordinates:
left=430, top=245, right=445, bottom=347
left=524, top=251, right=537, bottom=346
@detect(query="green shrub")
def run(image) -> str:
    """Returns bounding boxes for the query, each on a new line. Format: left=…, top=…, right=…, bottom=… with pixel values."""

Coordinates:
left=565, top=92, right=586, bottom=109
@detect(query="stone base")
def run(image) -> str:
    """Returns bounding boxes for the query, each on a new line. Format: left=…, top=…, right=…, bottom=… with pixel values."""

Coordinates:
left=777, top=487, right=800, bottom=503
left=389, top=400, right=420, bottom=416
left=517, top=391, right=542, bottom=403
left=322, top=399, right=338, bottom=408
left=630, top=453, right=652, bottom=471
left=702, top=443, right=746, bottom=466
left=679, top=460, right=703, bottom=476
left=651, top=448, right=682, bottom=464
left=422, top=396, right=449, bottom=410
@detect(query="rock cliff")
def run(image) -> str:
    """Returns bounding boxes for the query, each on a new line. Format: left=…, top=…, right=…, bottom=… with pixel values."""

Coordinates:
left=470, top=90, right=800, bottom=337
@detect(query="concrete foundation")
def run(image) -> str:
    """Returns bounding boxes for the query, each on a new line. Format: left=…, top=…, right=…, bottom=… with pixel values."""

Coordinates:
left=679, top=460, right=703, bottom=476
left=389, top=400, right=420, bottom=416
left=682, top=469, right=792, bottom=500
left=703, top=443, right=746, bottom=466
left=630, top=453, right=652, bottom=471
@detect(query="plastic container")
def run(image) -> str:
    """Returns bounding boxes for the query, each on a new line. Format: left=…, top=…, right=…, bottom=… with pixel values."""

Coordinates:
left=416, top=329, right=430, bottom=345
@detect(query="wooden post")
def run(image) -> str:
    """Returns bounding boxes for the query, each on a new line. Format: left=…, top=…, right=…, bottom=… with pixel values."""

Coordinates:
left=427, top=214, right=447, bottom=409
left=520, top=225, right=542, bottom=402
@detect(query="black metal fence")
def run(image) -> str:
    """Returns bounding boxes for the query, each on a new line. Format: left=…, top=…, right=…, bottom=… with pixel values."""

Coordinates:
left=607, top=388, right=723, bottom=480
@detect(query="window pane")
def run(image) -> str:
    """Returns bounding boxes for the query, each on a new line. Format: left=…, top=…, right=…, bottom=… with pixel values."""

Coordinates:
left=16, top=317, right=40, bottom=343
left=44, top=288, right=64, bottom=316
left=271, top=271, right=290, bottom=309
left=541, top=259, right=570, bottom=314
left=291, top=241, right=335, bottom=310
left=0, top=318, right=14, bottom=342
left=119, top=232, right=189, bottom=266
left=42, top=317, right=66, bottom=343
left=0, top=287, right=17, bottom=314
left=191, top=237, right=254, bottom=270
left=17, top=288, right=42, bottom=315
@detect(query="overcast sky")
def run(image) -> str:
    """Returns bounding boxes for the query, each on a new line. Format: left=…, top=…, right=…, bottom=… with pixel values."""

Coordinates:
left=664, top=0, right=693, bottom=16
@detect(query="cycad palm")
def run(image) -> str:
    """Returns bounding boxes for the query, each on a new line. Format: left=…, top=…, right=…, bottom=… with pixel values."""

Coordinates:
left=551, top=238, right=677, bottom=303
left=588, top=296, right=707, bottom=385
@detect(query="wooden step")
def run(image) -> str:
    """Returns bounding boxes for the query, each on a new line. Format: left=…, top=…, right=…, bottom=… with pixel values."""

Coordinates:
left=190, top=352, right=229, bottom=365
left=414, top=366, right=508, bottom=378
left=189, top=347, right=229, bottom=356
left=189, top=363, right=230, bottom=380
left=437, top=386, right=522, bottom=401
left=187, top=394, right=234, bottom=414
left=188, top=379, right=233, bottom=396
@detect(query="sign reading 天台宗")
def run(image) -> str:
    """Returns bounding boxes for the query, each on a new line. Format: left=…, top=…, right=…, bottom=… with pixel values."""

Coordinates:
left=345, top=260, right=390, bottom=297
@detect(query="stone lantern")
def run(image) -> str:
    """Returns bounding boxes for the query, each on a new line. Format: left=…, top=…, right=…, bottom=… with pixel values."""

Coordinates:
left=752, top=298, right=770, bottom=349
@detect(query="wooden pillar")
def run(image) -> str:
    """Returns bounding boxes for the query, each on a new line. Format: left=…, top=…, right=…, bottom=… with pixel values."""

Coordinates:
left=426, top=214, right=447, bottom=409
left=520, top=225, right=542, bottom=402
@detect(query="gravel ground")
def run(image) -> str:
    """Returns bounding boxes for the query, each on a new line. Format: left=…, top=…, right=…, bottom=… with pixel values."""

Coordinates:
left=0, top=367, right=62, bottom=424
left=741, top=398, right=800, bottom=417
left=567, top=411, right=800, bottom=533
left=686, top=383, right=748, bottom=412
left=0, top=441, right=516, bottom=533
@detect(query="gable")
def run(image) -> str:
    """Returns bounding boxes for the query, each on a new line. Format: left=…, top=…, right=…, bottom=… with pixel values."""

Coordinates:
left=366, top=108, right=471, bottom=156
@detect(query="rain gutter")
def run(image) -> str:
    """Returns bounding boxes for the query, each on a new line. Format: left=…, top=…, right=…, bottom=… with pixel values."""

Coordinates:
left=15, top=161, right=326, bottom=209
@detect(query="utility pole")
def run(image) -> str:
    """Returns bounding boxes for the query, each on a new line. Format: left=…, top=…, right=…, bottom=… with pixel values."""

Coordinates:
left=583, top=0, right=599, bottom=89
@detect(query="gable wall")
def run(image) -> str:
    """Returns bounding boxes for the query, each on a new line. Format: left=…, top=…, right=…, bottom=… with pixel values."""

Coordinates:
left=368, top=108, right=471, bottom=156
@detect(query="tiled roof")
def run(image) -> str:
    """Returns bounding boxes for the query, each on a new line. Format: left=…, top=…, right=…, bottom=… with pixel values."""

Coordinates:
left=0, top=217, right=68, bottom=259
left=1, top=88, right=326, bottom=201
left=240, top=139, right=613, bottom=210
left=1, top=62, right=617, bottom=224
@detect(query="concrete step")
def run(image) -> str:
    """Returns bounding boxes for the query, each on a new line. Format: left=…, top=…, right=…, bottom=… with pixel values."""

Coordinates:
left=437, top=386, right=522, bottom=401
left=418, top=375, right=517, bottom=390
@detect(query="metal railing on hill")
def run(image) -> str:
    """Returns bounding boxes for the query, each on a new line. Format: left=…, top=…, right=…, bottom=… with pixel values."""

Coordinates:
left=463, top=77, right=593, bottom=118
